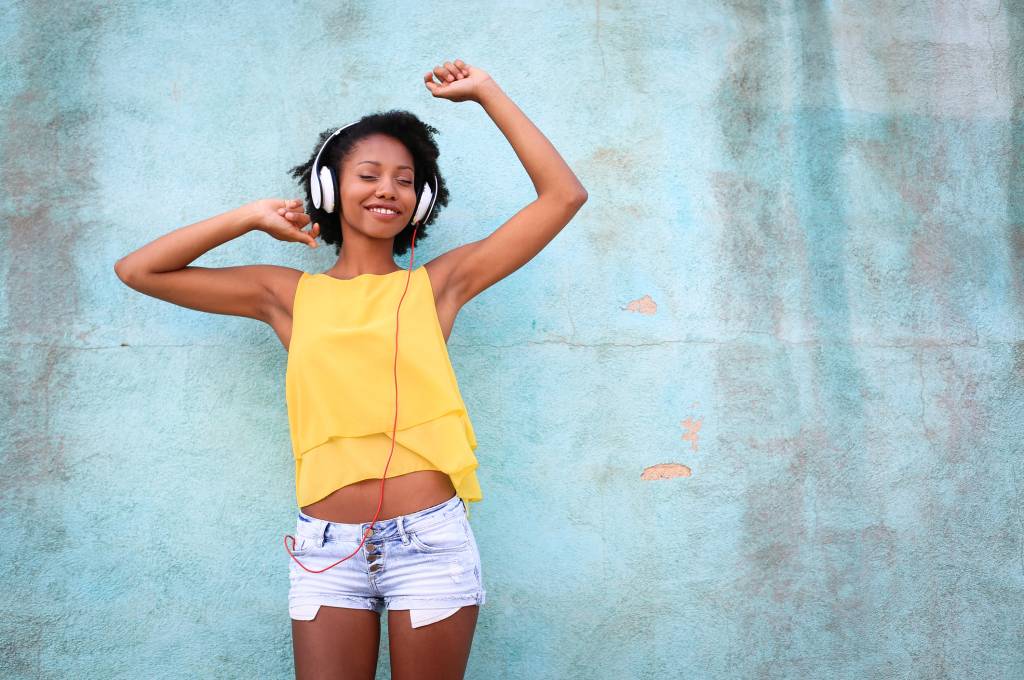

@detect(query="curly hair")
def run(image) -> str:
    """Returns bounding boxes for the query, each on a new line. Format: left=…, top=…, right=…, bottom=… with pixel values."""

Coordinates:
left=288, top=109, right=450, bottom=257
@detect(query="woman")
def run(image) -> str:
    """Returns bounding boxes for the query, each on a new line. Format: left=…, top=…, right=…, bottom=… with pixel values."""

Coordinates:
left=114, top=58, right=587, bottom=680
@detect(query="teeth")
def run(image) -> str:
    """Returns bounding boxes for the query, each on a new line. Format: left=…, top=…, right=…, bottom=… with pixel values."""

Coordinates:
left=368, top=207, right=397, bottom=215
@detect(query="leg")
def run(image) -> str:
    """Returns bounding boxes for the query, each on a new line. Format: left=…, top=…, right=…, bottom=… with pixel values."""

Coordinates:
left=388, top=605, right=479, bottom=680
left=292, top=605, right=382, bottom=680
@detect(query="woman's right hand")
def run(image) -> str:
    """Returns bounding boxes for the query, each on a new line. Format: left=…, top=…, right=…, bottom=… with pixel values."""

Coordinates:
left=249, top=198, right=319, bottom=248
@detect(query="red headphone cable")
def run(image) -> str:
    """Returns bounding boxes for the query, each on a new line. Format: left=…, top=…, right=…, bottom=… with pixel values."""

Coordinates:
left=285, top=221, right=419, bottom=574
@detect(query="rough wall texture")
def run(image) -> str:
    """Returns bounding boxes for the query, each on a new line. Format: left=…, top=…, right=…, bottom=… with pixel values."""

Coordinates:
left=2, top=1, right=1023, bottom=678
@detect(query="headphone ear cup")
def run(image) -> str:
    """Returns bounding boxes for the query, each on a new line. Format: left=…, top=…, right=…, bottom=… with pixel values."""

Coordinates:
left=310, top=164, right=323, bottom=210
left=319, top=165, right=337, bottom=214
left=412, top=176, right=437, bottom=225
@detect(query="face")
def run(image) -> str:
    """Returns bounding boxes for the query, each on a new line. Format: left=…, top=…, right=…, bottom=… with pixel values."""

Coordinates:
left=337, top=133, right=417, bottom=238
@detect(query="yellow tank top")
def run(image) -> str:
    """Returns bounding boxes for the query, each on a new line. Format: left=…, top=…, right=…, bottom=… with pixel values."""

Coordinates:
left=285, top=265, right=482, bottom=518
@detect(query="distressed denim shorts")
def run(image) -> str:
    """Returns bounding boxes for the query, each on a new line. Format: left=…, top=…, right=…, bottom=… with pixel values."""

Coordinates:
left=287, top=494, right=486, bottom=621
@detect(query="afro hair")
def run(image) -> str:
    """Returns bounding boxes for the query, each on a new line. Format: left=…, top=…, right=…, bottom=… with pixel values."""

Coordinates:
left=288, top=109, right=450, bottom=257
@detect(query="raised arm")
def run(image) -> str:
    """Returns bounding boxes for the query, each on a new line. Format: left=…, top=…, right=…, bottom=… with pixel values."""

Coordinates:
left=113, top=198, right=318, bottom=322
left=422, top=60, right=588, bottom=308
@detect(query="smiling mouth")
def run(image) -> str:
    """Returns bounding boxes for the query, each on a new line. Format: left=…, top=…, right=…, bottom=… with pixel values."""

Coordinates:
left=365, top=207, right=401, bottom=218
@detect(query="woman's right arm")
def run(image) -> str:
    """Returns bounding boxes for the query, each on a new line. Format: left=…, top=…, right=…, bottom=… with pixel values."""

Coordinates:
left=113, top=199, right=319, bottom=322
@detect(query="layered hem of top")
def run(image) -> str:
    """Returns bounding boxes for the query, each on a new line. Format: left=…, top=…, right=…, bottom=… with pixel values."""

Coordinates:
left=294, top=412, right=482, bottom=515
left=291, top=407, right=477, bottom=462
left=295, top=441, right=481, bottom=504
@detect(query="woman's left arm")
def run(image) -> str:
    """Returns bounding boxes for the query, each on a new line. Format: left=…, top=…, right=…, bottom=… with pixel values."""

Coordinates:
left=424, top=60, right=588, bottom=307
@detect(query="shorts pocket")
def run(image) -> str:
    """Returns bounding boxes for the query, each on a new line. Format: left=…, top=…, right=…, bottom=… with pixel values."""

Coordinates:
left=408, top=515, right=470, bottom=554
left=287, top=534, right=316, bottom=557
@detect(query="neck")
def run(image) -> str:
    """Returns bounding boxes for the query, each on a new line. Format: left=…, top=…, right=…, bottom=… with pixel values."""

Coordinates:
left=331, top=245, right=407, bottom=277
left=332, top=223, right=412, bottom=277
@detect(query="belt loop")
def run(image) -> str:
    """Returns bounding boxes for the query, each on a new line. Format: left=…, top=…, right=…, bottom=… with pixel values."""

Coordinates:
left=396, top=515, right=410, bottom=545
left=315, top=519, right=327, bottom=547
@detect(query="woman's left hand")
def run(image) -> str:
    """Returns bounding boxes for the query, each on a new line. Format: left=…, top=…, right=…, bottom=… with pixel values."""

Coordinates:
left=423, top=59, right=493, bottom=103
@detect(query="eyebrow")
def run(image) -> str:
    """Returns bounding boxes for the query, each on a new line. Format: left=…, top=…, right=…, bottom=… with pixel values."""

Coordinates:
left=356, top=160, right=414, bottom=172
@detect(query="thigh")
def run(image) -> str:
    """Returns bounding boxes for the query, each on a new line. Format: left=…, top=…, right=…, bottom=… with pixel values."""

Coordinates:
left=388, top=605, right=479, bottom=680
left=292, top=605, right=381, bottom=680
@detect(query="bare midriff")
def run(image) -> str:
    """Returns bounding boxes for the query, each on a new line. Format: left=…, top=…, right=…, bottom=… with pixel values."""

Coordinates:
left=299, top=469, right=458, bottom=524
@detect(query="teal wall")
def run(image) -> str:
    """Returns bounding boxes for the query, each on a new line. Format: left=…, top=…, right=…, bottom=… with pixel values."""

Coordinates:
left=3, top=1, right=1023, bottom=678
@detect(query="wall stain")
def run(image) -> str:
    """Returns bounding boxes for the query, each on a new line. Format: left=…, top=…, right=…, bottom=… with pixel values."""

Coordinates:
left=1007, top=3, right=1024, bottom=311
left=1, top=2, right=112, bottom=673
left=576, top=137, right=664, bottom=256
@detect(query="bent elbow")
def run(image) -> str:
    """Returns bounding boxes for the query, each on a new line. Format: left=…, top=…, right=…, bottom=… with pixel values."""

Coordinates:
left=114, top=258, right=135, bottom=285
left=569, top=188, right=588, bottom=209
left=565, top=184, right=587, bottom=205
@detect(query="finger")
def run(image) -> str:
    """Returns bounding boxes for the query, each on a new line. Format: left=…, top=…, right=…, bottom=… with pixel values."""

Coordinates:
left=423, top=71, right=440, bottom=94
left=278, top=198, right=302, bottom=215
left=279, top=205, right=308, bottom=222
left=287, top=211, right=311, bottom=226
left=279, top=217, right=315, bottom=247
left=433, top=64, right=454, bottom=83
left=454, top=59, right=469, bottom=76
left=443, top=61, right=460, bottom=80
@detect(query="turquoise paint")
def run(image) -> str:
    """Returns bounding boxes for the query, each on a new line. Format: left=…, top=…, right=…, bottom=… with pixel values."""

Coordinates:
left=2, top=1, right=1023, bottom=678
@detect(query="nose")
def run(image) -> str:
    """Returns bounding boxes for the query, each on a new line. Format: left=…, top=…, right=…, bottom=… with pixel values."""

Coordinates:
left=375, top=177, right=399, bottom=200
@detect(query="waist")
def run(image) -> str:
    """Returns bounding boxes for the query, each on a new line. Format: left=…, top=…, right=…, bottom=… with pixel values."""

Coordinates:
left=300, top=470, right=457, bottom=523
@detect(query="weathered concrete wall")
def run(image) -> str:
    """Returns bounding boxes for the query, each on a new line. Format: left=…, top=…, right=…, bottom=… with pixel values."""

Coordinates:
left=2, top=1, right=1022, bottom=678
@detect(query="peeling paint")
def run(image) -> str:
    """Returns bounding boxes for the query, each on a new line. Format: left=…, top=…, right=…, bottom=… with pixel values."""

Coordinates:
left=679, top=415, right=703, bottom=452
left=640, top=463, right=692, bottom=480
left=622, top=294, right=657, bottom=315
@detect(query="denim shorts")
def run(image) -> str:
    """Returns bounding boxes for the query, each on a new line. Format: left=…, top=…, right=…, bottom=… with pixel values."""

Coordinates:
left=287, top=494, right=486, bottom=620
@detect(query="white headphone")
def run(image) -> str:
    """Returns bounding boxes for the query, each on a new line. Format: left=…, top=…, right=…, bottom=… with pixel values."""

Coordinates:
left=309, top=120, right=438, bottom=226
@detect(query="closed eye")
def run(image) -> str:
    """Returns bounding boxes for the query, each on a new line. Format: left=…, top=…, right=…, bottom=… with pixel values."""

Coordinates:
left=360, top=175, right=413, bottom=185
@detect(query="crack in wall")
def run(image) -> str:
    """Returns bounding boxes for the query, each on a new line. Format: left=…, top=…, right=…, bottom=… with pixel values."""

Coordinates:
left=8, top=336, right=1012, bottom=351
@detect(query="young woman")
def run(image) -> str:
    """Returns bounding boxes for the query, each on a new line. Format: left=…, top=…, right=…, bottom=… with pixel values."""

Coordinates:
left=114, top=58, right=587, bottom=680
